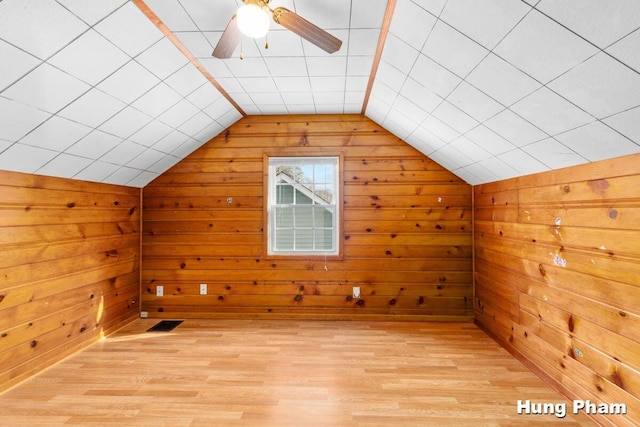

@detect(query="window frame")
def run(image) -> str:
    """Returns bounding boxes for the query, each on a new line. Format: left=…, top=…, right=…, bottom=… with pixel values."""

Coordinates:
left=263, top=150, right=344, bottom=259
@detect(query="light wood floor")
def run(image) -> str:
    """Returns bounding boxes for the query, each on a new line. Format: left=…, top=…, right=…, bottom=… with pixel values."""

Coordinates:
left=0, top=319, right=594, bottom=426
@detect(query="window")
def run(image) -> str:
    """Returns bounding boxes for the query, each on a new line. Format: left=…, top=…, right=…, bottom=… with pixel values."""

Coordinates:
left=267, top=156, right=339, bottom=256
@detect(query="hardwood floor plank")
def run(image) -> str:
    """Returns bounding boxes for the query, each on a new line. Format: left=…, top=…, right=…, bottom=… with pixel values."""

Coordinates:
left=0, top=320, right=597, bottom=426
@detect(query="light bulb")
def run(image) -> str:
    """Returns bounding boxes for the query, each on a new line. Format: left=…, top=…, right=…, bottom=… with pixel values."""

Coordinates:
left=236, top=4, right=270, bottom=39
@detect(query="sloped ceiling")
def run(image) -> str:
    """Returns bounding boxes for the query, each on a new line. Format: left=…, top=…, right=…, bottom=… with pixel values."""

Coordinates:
left=0, top=0, right=639, bottom=187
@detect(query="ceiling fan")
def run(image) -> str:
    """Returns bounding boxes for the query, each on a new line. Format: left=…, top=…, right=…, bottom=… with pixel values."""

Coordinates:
left=212, top=0, right=343, bottom=59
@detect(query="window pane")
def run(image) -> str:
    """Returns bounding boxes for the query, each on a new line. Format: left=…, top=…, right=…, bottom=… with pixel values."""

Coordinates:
left=276, top=184, right=294, bottom=204
left=295, top=229, right=313, bottom=250
left=275, top=229, right=294, bottom=250
left=296, top=191, right=313, bottom=205
left=275, top=206, right=293, bottom=227
left=314, top=229, right=333, bottom=250
left=295, top=206, right=313, bottom=227
left=314, top=206, right=333, bottom=227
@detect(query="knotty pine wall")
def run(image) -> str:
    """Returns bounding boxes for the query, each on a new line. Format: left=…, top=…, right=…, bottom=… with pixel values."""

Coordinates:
left=474, top=153, right=640, bottom=427
left=0, top=170, right=140, bottom=392
left=142, top=114, right=473, bottom=320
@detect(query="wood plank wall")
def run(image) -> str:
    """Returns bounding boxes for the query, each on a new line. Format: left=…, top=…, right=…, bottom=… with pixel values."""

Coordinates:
left=474, top=153, right=640, bottom=427
left=142, top=114, right=473, bottom=320
left=0, top=170, right=140, bottom=393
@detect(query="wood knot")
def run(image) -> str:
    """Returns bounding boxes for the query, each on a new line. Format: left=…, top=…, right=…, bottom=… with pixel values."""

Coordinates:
left=129, top=207, right=136, bottom=216
left=418, top=296, right=424, bottom=305
left=0, top=295, right=4, bottom=303
left=180, top=262, right=186, bottom=269
left=608, top=209, right=618, bottom=220
left=538, top=264, right=546, bottom=276
left=568, top=315, right=575, bottom=332
left=218, top=296, right=224, bottom=301
left=435, top=224, right=443, bottom=230
left=31, top=340, right=38, bottom=348
left=294, top=295, right=302, bottom=302
left=563, top=185, right=570, bottom=193
left=356, top=299, right=365, bottom=306
left=66, top=202, right=76, bottom=208
left=346, top=295, right=353, bottom=302
left=389, top=298, right=396, bottom=306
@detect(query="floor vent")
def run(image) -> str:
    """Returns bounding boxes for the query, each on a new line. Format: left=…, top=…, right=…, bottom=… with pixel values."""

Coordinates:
left=146, top=320, right=184, bottom=332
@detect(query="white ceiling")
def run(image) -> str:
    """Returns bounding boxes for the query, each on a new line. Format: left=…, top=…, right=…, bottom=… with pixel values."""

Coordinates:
left=0, top=0, right=639, bottom=187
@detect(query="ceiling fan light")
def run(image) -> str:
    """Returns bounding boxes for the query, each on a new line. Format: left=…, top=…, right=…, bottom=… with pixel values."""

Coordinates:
left=236, top=4, right=270, bottom=38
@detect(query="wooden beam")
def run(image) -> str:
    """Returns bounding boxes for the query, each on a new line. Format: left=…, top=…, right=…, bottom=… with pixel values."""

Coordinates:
left=132, top=0, right=246, bottom=117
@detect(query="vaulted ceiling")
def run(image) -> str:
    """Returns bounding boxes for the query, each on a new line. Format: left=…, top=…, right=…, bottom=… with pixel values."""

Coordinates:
left=1, top=0, right=639, bottom=187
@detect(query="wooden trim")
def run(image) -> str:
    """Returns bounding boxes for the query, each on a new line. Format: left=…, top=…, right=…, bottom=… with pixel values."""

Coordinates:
left=361, top=0, right=398, bottom=115
left=132, top=0, right=246, bottom=117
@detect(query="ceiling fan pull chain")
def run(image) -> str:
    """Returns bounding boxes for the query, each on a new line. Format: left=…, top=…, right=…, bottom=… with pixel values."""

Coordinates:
left=265, top=34, right=269, bottom=50
left=239, top=39, right=244, bottom=60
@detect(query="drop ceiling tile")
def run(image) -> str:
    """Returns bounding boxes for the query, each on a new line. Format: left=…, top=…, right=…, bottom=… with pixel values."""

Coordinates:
left=295, top=0, right=351, bottom=29
left=345, top=92, right=365, bottom=105
left=129, top=120, right=174, bottom=147
left=0, top=39, right=41, bottom=92
left=376, top=61, right=408, bottom=92
left=0, top=97, right=51, bottom=142
left=306, top=57, right=348, bottom=76
left=144, top=0, right=198, bottom=31
left=405, top=125, right=447, bottom=155
left=449, top=136, right=492, bottom=162
left=0, top=143, right=58, bottom=173
left=273, top=77, right=312, bottom=93
left=477, top=156, right=520, bottom=180
left=152, top=130, right=190, bottom=154
left=36, top=153, right=93, bottom=178
left=127, top=148, right=166, bottom=170
left=422, top=116, right=460, bottom=143
left=603, top=106, right=640, bottom=143
left=224, top=57, right=270, bottom=78
left=215, top=78, right=245, bottom=94
left=409, top=54, right=461, bottom=98
left=48, top=29, right=130, bottom=86
left=94, top=2, right=163, bottom=57
left=430, top=143, right=474, bottom=170
left=494, top=9, right=598, bottom=83
left=259, top=104, right=287, bottom=114
left=418, top=0, right=448, bottom=16
left=58, top=88, right=125, bottom=128
left=104, top=166, right=143, bottom=185
left=382, top=34, right=420, bottom=75
left=350, top=0, right=387, bottom=28
left=440, top=0, right=530, bottom=49
left=391, top=96, right=429, bottom=125
left=0, top=140, right=12, bottom=152
left=165, top=64, right=209, bottom=96
left=203, top=98, right=234, bottom=120
left=19, top=116, right=91, bottom=151
left=365, top=98, right=392, bottom=126
left=0, top=0, right=88, bottom=60
left=74, top=160, right=120, bottom=182
left=421, top=21, right=489, bottom=78
left=399, top=78, right=442, bottom=114
left=498, top=148, right=549, bottom=175
left=370, top=81, right=398, bottom=107
left=99, top=106, right=153, bottom=139
left=310, top=76, right=346, bottom=92
left=347, top=56, right=374, bottom=76
left=132, top=83, right=182, bottom=118
left=127, top=170, right=159, bottom=187
left=194, top=121, right=224, bottom=142
left=158, top=99, right=201, bottom=128
left=466, top=53, right=540, bottom=106
left=57, top=0, right=127, bottom=26
left=465, top=125, right=516, bottom=155
left=389, top=0, right=437, bottom=50
left=459, top=163, right=499, bottom=184
left=179, top=0, right=238, bottom=31
left=346, top=76, right=368, bottom=92
left=179, top=112, right=215, bottom=137
left=186, top=83, right=222, bottom=109
left=606, top=30, right=640, bottom=73
left=446, top=81, right=504, bottom=122
left=432, top=101, right=479, bottom=134
left=548, top=52, right=640, bottom=119
left=313, top=92, right=344, bottom=105
left=537, top=0, right=640, bottom=49
left=172, top=137, right=205, bottom=157
left=344, top=103, right=363, bottom=114
left=259, top=30, right=304, bottom=57
left=175, top=32, right=215, bottom=59
left=265, top=57, right=309, bottom=77
left=522, top=138, right=587, bottom=169
left=287, top=104, right=317, bottom=114
left=239, top=77, right=278, bottom=93
left=510, top=86, right=595, bottom=135
left=65, top=130, right=123, bottom=159
left=555, top=121, right=640, bottom=162
left=136, top=38, right=189, bottom=80
left=484, top=109, right=548, bottom=147
left=100, top=140, right=147, bottom=165
left=348, top=29, right=381, bottom=56
left=148, top=155, right=181, bottom=173
left=3, top=63, right=90, bottom=113
left=97, top=60, right=160, bottom=104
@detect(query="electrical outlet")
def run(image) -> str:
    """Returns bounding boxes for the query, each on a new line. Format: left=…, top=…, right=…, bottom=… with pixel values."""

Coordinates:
left=200, top=283, right=207, bottom=295
left=140, top=311, right=148, bottom=318
left=352, top=286, right=360, bottom=298
left=156, top=285, right=163, bottom=297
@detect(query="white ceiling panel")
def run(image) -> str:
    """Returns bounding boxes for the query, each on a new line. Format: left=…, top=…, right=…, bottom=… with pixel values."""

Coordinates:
left=0, top=0, right=639, bottom=187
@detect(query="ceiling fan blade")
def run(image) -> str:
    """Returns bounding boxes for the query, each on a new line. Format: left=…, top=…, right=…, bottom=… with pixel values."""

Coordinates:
left=272, top=7, right=342, bottom=54
left=212, top=14, right=242, bottom=59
